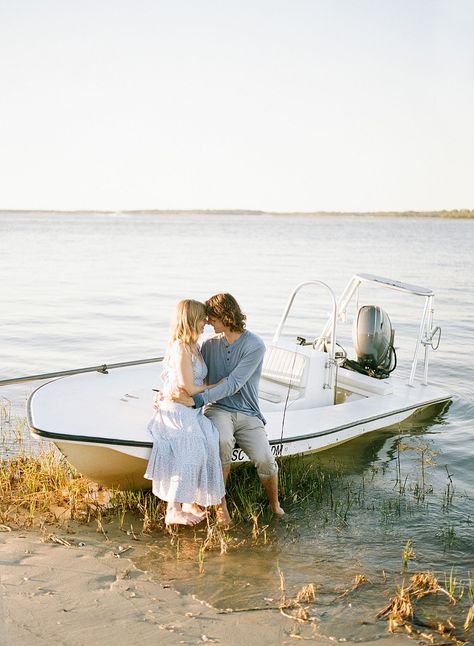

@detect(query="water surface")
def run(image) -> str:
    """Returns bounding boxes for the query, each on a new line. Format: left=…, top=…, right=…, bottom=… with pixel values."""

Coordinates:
left=1, top=212, right=473, bottom=642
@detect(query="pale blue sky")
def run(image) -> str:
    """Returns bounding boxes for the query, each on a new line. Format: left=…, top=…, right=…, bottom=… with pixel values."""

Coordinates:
left=1, top=0, right=473, bottom=211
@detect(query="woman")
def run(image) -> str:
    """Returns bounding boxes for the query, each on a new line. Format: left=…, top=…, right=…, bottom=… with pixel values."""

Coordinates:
left=145, top=299, right=226, bottom=526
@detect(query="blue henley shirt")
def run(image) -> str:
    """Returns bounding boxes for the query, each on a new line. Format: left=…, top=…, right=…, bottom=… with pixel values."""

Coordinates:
left=192, top=330, right=266, bottom=423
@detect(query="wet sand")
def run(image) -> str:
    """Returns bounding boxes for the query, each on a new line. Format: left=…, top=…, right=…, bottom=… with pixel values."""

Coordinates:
left=0, top=522, right=416, bottom=646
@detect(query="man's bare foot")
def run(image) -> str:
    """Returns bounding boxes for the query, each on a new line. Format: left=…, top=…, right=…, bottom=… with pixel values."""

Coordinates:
left=165, top=509, right=203, bottom=526
left=270, top=503, right=286, bottom=516
left=182, top=503, right=207, bottom=518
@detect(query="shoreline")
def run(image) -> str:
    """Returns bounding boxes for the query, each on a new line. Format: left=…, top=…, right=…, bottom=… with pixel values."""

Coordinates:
left=0, top=521, right=414, bottom=646
left=1, top=209, right=473, bottom=218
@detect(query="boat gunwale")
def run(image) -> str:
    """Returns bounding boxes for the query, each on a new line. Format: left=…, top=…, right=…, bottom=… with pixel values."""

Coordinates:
left=28, top=394, right=451, bottom=450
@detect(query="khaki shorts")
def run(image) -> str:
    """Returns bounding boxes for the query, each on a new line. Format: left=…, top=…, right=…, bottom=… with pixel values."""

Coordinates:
left=205, top=407, right=278, bottom=480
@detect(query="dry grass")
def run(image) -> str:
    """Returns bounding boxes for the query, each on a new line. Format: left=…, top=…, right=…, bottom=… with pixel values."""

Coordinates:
left=464, top=604, right=474, bottom=631
left=296, top=583, right=316, bottom=604
left=338, top=573, right=370, bottom=598
left=277, top=581, right=318, bottom=625
left=377, top=583, right=413, bottom=632
left=0, top=445, right=104, bottom=527
left=378, top=571, right=455, bottom=624
left=409, top=572, right=455, bottom=602
left=376, top=571, right=474, bottom=643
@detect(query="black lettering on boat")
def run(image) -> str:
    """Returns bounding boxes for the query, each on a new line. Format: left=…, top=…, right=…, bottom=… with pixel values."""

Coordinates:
left=271, top=443, right=283, bottom=457
left=231, top=448, right=247, bottom=462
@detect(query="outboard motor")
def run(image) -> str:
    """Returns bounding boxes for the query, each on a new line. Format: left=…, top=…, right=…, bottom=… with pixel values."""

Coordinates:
left=344, top=305, right=397, bottom=379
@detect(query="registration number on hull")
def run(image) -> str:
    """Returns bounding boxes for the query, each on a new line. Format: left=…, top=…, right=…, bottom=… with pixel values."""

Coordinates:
left=231, top=443, right=283, bottom=462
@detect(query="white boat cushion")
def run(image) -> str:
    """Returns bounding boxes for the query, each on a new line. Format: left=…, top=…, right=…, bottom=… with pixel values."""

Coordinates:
left=261, top=345, right=308, bottom=388
left=337, top=367, right=393, bottom=396
left=259, top=377, right=304, bottom=404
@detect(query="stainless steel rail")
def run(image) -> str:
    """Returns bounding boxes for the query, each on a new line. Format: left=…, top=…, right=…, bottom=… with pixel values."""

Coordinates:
left=0, top=357, right=164, bottom=387
left=272, top=280, right=338, bottom=395
left=316, top=273, right=440, bottom=387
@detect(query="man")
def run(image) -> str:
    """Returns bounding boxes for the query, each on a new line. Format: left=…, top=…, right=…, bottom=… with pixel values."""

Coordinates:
left=174, top=293, right=284, bottom=524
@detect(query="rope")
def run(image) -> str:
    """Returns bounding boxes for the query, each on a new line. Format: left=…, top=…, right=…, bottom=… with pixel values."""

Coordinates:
left=279, top=340, right=300, bottom=445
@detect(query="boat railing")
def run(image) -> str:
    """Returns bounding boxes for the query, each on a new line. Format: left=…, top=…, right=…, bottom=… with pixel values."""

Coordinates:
left=272, top=280, right=338, bottom=394
left=1, top=274, right=441, bottom=390
left=0, top=357, right=164, bottom=387
left=317, top=273, right=441, bottom=387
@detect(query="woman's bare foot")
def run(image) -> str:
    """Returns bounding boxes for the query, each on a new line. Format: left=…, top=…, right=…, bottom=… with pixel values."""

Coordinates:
left=182, top=503, right=207, bottom=518
left=165, top=508, right=203, bottom=526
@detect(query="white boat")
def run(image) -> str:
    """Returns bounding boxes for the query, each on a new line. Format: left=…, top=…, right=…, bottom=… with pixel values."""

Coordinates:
left=28, top=273, right=451, bottom=489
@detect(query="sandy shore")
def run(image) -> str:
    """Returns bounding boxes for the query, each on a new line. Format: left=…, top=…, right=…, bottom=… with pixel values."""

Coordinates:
left=1, top=522, right=414, bottom=646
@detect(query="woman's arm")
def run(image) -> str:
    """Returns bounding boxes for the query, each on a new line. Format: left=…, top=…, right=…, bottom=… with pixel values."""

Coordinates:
left=175, top=343, right=208, bottom=396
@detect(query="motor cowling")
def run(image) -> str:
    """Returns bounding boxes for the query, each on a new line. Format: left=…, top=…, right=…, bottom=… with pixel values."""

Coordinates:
left=352, top=305, right=395, bottom=375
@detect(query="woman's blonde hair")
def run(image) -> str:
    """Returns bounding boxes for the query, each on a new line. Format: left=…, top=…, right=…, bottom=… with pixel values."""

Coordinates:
left=169, top=299, right=206, bottom=347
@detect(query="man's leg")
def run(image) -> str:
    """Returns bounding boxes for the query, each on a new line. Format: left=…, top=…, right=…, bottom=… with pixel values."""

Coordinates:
left=260, top=475, right=285, bottom=515
left=234, top=413, right=285, bottom=516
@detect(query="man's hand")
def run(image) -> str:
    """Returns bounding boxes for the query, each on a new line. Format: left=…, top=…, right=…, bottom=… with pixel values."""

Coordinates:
left=169, top=387, right=195, bottom=408
left=153, top=390, right=163, bottom=410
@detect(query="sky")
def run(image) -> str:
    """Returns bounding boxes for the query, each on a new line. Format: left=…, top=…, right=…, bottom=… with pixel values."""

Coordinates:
left=1, top=0, right=473, bottom=212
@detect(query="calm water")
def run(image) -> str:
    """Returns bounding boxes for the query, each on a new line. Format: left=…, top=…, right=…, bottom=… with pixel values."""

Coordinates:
left=1, top=212, right=474, bottom=642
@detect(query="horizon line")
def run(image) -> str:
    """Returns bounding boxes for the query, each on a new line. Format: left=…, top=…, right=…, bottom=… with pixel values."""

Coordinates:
left=1, top=208, right=473, bottom=216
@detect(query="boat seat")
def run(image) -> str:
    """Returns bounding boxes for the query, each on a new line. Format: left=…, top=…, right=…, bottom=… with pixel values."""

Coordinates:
left=337, top=367, right=393, bottom=397
left=259, top=345, right=309, bottom=404
left=259, top=378, right=304, bottom=403
left=261, top=345, right=308, bottom=387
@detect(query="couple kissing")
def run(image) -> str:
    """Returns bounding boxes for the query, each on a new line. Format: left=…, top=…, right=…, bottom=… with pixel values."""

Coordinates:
left=145, top=293, right=284, bottom=527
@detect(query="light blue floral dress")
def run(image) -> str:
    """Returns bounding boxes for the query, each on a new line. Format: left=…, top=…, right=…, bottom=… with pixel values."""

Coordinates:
left=144, top=342, right=225, bottom=507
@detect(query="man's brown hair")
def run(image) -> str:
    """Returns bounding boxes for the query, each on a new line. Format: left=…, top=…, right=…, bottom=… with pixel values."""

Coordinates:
left=205, top=293, right=247, bottom=333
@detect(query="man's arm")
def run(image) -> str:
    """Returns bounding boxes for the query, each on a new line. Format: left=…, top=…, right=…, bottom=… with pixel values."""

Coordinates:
left=192, top=344, right=264, bottom=408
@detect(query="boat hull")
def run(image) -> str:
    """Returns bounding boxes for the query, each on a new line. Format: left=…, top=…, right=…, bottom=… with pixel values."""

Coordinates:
left=26, top=273, right=453, bottom=489
left=39, top=392, right=449, bottom=489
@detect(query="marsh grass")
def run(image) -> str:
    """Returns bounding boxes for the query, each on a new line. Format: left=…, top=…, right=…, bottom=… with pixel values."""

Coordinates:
left=437, top=523, right=457, bottom=551
left=0, top=428, right=339, bottom=554
left=225, top=457, right=337, bottom=524
left=0, top=396, right=12, bottom=424
left=0, top=445, right=102, bottom=527
left=0, top=421, right=447, bottom=543
left=1, top=412, right=456, bottom=542
left=402, top=539, right=416, bottom=572
left=445, top=568, right=465, bottom=601
left=377, top=570, right=474, bottom=643
left=275, top=570, right=317, bottom=626
left=0, top=408, right=28, bottom=456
